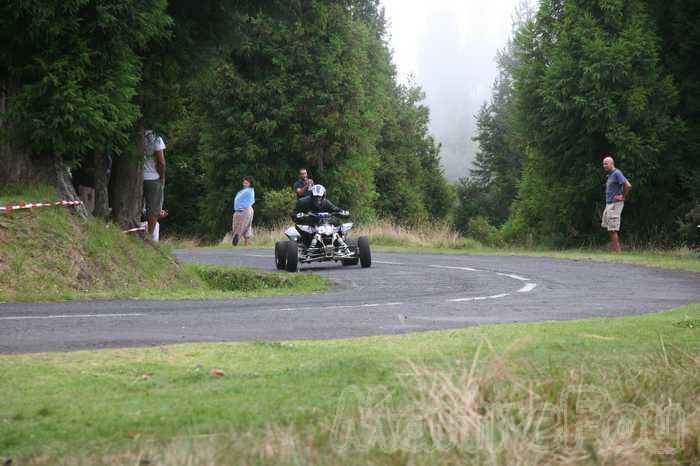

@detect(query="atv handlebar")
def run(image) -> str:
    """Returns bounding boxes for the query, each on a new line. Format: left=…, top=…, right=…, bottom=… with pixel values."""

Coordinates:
left=294, top=210, right=349, bottom=219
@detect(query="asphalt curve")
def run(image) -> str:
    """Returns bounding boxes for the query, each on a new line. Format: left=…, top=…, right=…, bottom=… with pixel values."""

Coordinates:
left=1, top=249, right=698, bottom=353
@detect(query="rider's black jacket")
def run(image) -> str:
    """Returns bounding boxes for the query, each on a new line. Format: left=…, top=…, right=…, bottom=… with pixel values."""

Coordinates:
left=291, top=197, right=343, bottom=224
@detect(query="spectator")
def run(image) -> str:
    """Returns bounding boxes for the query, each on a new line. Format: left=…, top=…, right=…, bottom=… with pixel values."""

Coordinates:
left=142, top=129, right=166, bottom=237
left=72, top=159, right=95, bottom=214
left=72, top=151, right=112, bottom=216
left=601, top=156, right=632, bottom=253
left=293, top=168, right=314, bottom=198
left=232, top=177, right=255, bottom=246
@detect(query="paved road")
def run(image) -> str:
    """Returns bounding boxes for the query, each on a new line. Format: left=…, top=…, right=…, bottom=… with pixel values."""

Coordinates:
left=1, top=249, right=698, bottom=353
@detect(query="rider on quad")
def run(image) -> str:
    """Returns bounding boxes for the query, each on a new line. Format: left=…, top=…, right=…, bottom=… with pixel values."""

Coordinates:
left=292, top=184, right=347, bottom=223
left=276, top=183, right=370, bottom=271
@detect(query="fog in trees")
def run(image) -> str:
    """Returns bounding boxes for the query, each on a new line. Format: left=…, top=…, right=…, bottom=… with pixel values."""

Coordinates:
left=384, top=0, right=524, bottom=180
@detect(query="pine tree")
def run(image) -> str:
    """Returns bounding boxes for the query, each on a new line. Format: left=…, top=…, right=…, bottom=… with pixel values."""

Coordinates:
left=506, top=0, right=679, bottom=244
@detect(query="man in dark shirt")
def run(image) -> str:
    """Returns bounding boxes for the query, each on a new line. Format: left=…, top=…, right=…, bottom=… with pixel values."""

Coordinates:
left=293, top=168, right=314, bottom=198
left=601, top=156, right=632, bottom=252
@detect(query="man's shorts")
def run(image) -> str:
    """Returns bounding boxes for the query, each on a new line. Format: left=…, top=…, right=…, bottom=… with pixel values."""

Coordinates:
left=143, top=179, right=163, bottom=218
left=601, top=201, right=624, bottom=232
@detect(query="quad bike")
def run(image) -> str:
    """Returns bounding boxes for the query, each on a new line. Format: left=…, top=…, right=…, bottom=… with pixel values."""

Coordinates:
left=274, top=212, right=371, bottom=272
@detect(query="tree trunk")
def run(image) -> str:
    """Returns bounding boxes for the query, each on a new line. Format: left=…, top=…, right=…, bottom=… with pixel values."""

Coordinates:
left=93, top=146, right=111, bottom=218
left=109, top=149, right=143, bottom=229
left=0, top=77, right=89, bottom=218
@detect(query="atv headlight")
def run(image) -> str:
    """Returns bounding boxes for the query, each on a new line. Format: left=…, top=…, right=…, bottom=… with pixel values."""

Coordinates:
left=317, top=224, right=334, bottom=235
left=340, top=222, right=353, bottom=233
left=297, top=225, right=314, bottom=234
left=285, top=226, right=301, bottom=239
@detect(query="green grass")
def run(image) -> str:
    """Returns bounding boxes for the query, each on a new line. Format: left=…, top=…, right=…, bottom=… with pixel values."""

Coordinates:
left=523, top=247, right=700, bottom=273
left=1, top=303, right=698, bottom=464
left=0, top=186, right=327, bottom=302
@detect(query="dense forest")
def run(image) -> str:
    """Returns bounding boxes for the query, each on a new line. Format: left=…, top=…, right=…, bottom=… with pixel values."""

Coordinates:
left=0, top=0, right=452, bottom=238
left=462, top=0, right=700, bottom=246
left=1, top=0, right=698, bottom=246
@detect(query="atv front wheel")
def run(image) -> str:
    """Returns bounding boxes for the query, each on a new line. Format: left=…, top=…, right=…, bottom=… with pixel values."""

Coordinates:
left=358, top=236, right=371, bottom=268
left=285, top=240, right=299, bottom=272
left=275, top=241, right=287, bottom=270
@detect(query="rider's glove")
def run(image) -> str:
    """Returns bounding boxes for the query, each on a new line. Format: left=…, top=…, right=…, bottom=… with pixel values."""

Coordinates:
left=339, top=210, right=350, bottom=216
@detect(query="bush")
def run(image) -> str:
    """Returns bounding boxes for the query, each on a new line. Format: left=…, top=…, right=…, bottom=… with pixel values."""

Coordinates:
left=256, top=189, right=297, bottom=226
left=678, top=204, right=700, bottom=247
left=192, top=265, right=311, bottom=292
left=467, top=216, right=504, bottom=247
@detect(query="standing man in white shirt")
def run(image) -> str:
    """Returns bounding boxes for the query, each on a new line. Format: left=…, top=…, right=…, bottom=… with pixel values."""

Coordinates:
left=142, top=129, right=166, bottom=236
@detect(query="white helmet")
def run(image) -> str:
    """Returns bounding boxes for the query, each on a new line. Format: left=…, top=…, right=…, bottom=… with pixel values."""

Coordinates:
left=311, top=184, right=326, bottom=207
left=310, top=184, right=326, bottom=198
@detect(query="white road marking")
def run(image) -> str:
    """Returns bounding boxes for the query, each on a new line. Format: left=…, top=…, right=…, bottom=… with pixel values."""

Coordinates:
left=186, top=252, right=541, bottom=312
left=269, top=306, right=315, bottom=312
left=429, top=264, right=481, bottom=272
left=449, top=293, right=510, bottom=303
left=496, top=272, right=530, bottom=281
left=361, top=303, right=403, bottom=308
left=0, top=313, right=145, bottom=321
left=430, top=264, right=537, bottom=302
left=518, top=283, right=537, bottom=293
left=275, top=302, right=405, bottom=312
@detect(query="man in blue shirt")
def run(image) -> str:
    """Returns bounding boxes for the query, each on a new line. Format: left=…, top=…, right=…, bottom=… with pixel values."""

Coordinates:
left=601, top=156, right=632, bottom=252
left=293, top=168, right=314, bottom=198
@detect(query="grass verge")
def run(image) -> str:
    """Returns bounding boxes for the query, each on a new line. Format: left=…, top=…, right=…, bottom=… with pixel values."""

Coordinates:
left=1, top=303, right=698, bottom=465
left=341, top=222, right=700, bottom=273
left=177, top=264, right=328, bottom=300
left=0, top=186, right=327, bottom=302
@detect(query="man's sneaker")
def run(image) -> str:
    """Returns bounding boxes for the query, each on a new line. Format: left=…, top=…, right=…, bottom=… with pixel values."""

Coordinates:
left=232, top=234, right=240, bottom=246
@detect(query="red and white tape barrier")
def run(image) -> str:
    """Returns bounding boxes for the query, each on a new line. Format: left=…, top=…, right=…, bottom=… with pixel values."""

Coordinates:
left=0, top=199, right=163, bottom=239
left=0, top=199, right=83, bottom=214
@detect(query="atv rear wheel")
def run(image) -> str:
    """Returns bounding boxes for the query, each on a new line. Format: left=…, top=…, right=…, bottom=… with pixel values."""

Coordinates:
left=358, top=236, right=371, bottom=268
left=285, top=240, right=299, bottom=272
left=275, top=241, right=287, bottom=270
